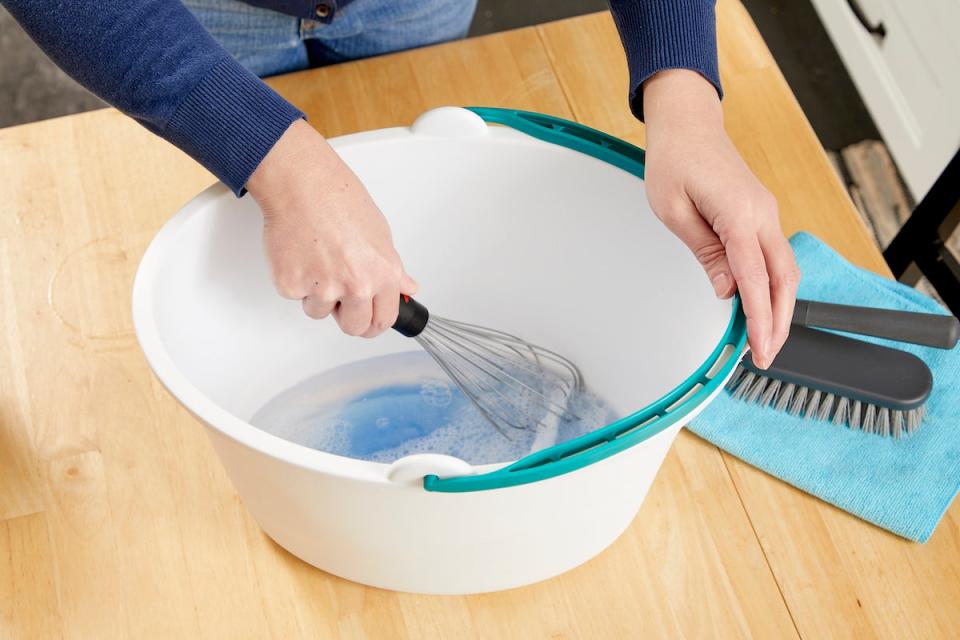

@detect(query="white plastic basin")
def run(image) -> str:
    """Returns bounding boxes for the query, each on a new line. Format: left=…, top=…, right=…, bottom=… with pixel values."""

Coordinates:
left=133, top=107, right=741, bottom=594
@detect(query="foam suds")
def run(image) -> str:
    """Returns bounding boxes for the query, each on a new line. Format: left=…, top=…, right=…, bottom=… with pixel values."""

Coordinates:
left=250, top=351, right=618, bottom=465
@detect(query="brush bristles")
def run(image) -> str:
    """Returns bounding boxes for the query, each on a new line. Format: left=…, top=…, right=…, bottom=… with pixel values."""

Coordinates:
left=725, top=365, right=925, bottom=438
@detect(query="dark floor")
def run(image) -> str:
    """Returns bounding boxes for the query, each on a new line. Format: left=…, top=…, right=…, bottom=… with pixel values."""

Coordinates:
left=740, top=0, right=879, bottom=149
left=0, top=6, right=107, bottom=127
left=1, top=0, right=878, bottom=154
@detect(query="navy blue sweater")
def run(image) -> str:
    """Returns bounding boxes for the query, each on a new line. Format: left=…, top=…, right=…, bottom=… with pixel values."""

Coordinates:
left=3, top=0, right=720, bottom=195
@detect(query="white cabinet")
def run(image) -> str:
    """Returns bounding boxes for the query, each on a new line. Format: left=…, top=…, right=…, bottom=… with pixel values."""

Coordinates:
left=810, top=0, right=960, bottom=199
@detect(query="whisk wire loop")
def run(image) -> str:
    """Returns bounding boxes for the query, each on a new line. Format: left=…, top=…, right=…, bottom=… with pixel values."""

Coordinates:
left=392, top=296, right=585, bottom=437
left=405, top=312, right=584, bottom=437
left=423, top=319, right=580, bottom=420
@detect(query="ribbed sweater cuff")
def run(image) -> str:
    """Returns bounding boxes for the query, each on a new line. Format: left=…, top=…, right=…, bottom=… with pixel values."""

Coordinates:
left=163, top=56, right=305, bottom=195
left=609, top=0, right=723, bottom=121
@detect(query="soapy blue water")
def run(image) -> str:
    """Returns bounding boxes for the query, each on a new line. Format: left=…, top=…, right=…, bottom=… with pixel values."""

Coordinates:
left=251, top=351, right=619, bottom=465
left=339, top=383, right=469, bottom=455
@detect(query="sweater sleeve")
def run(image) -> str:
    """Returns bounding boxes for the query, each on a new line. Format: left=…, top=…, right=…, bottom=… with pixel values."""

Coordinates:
left=2, top=0, right=304, bottom=195
left=607, top=0, right=722, bottom=121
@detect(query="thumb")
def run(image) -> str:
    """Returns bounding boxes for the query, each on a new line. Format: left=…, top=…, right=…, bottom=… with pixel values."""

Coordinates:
left=659, top=203, right=735, bottom=299
left=400, top=272, right=419, bottom=297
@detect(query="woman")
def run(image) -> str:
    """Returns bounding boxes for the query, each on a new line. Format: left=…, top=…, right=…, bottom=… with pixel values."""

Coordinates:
left=3, top=0, right=798, bottom=367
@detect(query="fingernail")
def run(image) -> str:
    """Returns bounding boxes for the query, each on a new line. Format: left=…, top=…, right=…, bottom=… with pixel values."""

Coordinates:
left=760, top=336, right=772, bottom=368
left=711, top=273, right=730, bottom=298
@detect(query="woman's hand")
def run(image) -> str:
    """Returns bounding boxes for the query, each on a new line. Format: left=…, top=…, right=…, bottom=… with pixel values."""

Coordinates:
left=643, top=70, right=799, bottom=368
left=246, top=120, right=418, bottom=338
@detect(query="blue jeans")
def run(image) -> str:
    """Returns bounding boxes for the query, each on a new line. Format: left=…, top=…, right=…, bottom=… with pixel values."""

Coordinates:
left=183, top=0, right=477, bottom=77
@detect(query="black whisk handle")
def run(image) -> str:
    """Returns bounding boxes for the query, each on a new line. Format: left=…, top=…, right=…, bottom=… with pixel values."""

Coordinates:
left=792, top=299, right=960, bottom=349
left=393, top=295, right=430, bottom=337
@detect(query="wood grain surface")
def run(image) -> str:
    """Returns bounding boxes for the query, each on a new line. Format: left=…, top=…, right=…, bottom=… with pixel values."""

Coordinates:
left=1, top=2, right=957, bottom=638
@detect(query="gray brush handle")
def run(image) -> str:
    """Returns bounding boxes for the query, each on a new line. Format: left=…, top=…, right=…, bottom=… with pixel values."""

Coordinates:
left=793, top=299, right=960, bottom=349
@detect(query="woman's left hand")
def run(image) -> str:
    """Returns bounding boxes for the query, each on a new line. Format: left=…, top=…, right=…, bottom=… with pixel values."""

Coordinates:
left=642, top=69, right=800, bottom=369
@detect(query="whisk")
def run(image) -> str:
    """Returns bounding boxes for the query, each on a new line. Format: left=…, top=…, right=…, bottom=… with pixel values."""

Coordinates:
left=392, top=295, right=584, bottom=436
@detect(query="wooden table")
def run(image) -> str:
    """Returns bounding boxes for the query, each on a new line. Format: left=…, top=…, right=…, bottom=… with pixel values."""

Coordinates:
left=2, top=3, right=958, bottom=638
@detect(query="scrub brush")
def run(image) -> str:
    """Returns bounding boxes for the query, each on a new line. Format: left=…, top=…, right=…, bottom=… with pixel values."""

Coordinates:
left=727, top=300, right=959, bottom=438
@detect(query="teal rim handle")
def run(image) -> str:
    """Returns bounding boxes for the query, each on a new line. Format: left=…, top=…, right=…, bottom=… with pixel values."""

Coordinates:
left=421, top=107, right=747, bottom=493
left=465, top=107, right=645, bottom=179
left=424, top=299, right=746, bottom=492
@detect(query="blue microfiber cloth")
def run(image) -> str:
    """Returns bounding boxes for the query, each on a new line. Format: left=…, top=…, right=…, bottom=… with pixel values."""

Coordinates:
left=689, top=232, right=960, bottom=542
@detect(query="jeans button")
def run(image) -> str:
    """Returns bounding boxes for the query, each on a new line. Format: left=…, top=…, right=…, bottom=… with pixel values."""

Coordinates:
left=315, top=3, right=332, bottom=18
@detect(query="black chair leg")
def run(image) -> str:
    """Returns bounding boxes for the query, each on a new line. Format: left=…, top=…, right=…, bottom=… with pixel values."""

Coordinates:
left=883, top=149, right=960, bottom=316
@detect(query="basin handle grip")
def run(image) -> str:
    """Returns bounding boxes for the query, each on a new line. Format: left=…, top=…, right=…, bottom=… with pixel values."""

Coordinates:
left=465, top=107, right=645, bottom=179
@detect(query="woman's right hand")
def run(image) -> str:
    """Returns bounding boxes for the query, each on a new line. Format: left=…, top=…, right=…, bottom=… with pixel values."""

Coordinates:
left=246, top=119, right=418, bottom=338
